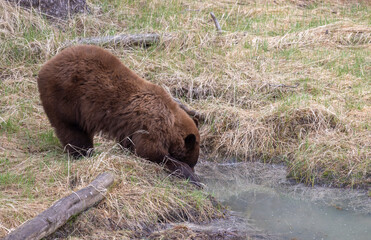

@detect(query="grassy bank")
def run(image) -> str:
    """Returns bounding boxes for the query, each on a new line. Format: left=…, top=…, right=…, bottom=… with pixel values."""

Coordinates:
left=1, top=0, right=370, bottom=238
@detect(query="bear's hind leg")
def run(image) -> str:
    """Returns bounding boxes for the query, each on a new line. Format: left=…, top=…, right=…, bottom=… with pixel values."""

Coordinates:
left=55, top=123, right=94, bottom=158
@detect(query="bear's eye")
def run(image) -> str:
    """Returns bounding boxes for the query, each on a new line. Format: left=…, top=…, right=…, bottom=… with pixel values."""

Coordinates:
left=184, top=134, right=196, bottom=150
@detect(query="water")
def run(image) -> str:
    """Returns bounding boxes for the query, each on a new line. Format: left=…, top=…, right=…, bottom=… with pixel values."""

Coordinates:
left=197, top=162, right=371, bottom=240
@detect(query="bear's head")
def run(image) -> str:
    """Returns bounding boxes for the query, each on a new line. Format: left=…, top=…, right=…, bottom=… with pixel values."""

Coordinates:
left=169, top=109, right=200, bottom=171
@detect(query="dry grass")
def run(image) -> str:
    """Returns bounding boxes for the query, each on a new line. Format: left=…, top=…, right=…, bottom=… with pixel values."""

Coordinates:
left=253, top=21, right=371, bottom=50
left=0, top=0, right=370, bottom=238
left=0, top=139, right=223, bottom=239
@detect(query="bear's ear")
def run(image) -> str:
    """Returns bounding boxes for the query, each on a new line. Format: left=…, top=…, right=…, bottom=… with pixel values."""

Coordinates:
left=184, top=134, right=196, bottom=150
left=193, top=118, right=199, bottom=128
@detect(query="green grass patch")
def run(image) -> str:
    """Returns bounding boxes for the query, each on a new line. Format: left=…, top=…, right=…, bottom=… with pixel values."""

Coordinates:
left=0, top=171, right=36, bottom=195
left=37, top=130, right=60, bottom=151
left=0, top=118, right=20, bottom=134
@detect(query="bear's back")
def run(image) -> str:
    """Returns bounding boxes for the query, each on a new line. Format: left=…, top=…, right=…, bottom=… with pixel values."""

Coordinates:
left=37, top=45, right=178, bottom=134
left=39, top=45, right=141, bottom=85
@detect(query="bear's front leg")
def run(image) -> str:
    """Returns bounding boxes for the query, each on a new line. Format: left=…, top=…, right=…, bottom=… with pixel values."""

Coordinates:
left=54, top=122, right=94, bottom=158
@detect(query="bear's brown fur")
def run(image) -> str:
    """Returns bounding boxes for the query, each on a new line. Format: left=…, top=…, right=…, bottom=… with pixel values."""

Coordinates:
left=37, top=45, right=200, bottom=182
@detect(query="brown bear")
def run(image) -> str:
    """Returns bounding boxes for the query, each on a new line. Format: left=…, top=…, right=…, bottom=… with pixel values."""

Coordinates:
left=37, top=45, right=200, bottom=184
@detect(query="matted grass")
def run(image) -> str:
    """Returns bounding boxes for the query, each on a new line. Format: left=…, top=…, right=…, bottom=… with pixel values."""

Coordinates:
left=0, top=0, right=370, bottom=238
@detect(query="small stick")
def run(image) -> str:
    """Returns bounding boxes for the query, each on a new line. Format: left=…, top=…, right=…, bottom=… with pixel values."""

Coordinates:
left=268, top=83, right=299, bottom=89
left=210, top=12, right=222, bottom=33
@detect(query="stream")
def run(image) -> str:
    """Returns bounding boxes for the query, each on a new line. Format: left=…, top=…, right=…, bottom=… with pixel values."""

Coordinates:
left=196, top=161, right=371, bottom=240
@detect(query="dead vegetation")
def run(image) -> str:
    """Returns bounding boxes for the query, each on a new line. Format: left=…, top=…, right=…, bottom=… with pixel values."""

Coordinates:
left=252, top=21, right=371, bottom=50
left=0, top=0, right=370, bottom=239
left=0, top=143, right=223, bottom=239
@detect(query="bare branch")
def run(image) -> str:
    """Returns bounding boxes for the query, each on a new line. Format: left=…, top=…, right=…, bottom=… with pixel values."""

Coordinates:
left=210, top=12, right=222, bottom=33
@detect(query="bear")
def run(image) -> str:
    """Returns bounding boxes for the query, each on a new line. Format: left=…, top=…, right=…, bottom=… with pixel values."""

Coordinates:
left=37, top=45, right=200, bottom=184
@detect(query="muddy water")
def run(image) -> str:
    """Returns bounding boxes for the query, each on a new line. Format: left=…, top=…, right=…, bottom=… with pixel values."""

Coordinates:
left=197, top=162, right=371, bottom=240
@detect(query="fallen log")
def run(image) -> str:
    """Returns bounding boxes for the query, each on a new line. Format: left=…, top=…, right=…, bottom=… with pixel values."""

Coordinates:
left=63, top=33, right=161, bottom=47
left=3, top=172, right=114, bottom=240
